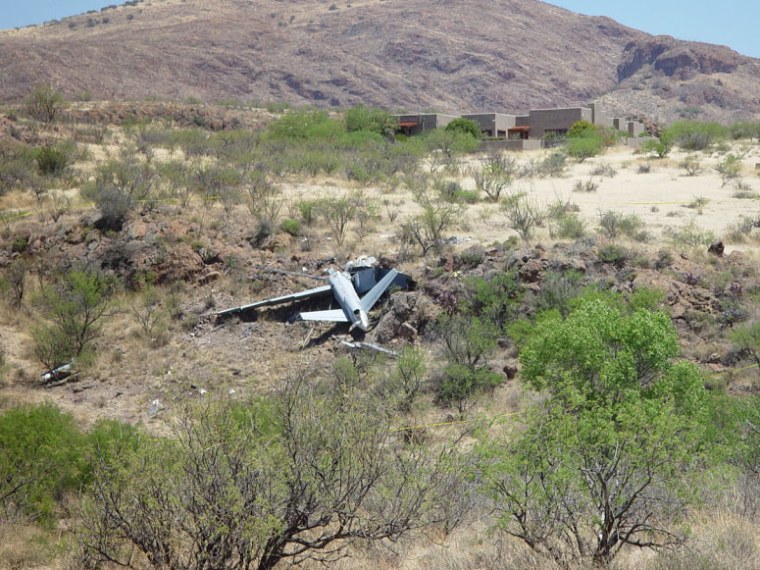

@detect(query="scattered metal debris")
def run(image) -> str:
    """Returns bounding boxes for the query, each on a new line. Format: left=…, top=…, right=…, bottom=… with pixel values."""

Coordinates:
left=340, top=340, right=399, bottom=357
left=41, top=362, right=77, bottom=386
left=148, top=399, right=164, bottom=418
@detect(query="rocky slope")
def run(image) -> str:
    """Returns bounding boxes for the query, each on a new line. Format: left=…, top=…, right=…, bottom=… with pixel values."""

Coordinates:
left=0, top=0, right=758, bottom=121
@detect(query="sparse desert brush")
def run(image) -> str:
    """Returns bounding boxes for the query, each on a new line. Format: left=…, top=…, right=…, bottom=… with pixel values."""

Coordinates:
left=590, top=162, right=617, bottom=177
left=666, top=219, right=717, bottom=247
left=597, top=210, right=645, bottom=241
left=549, top=211, right=585, bottom=239
left=680, top=154, right=704, bottom=176
left=686, top=196, right=709, bottom=214
left=573, top=178, right=598, bottom=192
left=732, top=179, right=756, bottom=198
left=716, top=154, right=742, bottom=187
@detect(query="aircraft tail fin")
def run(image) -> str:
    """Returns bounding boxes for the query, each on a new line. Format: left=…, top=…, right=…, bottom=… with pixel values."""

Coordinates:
left=359, top=268, right=398, bottom=313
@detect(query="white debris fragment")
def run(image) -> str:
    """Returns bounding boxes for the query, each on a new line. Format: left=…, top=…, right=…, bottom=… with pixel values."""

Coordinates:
left=148, top=399, right=164, bottom=417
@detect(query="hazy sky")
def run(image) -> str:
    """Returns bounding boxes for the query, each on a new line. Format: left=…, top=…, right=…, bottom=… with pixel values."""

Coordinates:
left=0, top=0, right=758, bottom=58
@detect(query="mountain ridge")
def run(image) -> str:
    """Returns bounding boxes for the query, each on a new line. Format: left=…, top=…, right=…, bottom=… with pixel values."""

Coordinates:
left=0, top=0, right=758, bottom=122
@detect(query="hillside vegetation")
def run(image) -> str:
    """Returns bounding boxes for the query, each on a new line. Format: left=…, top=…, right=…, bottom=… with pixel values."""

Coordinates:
left=1, top=93, right=760, bottom=569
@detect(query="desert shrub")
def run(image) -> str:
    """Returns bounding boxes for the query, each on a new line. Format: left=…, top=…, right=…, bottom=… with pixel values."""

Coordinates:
left=474, top=152, right=516, bottom=201
left=210, top=129, right=261, bottom=165
left=730, top=322, right=760, bottom=374
left=344, top=105, right=397, bottom=136
left=265, top=109, right=344, bottom=142
left=598, top=210, right=647, bottom=241
left=551, top=211, right=585, bottom=239
left=439, top=364, right=502, bottom=412
left=78, top=383, right=463, bottom=570
left=538, top=151, right=567, bottom=177
left=155, top=159, right=192, bottom=204
left=460, top=271, right=521, bottom=329
left=573, top=178, right=599, bottom=192
left=11, top=236, right=27, bottom=254
left=32, top=269, right=116, bottom=369
left=1, top=259, right=26, bottom=309
left=279, top=218, right=301, bottom=236
left=567, top=120, right=596, bottom=139
left=133, top=123, right=176, bottom=151
left=729, top=121, right=760, bottom=143
left=667, top=120, right=728, bottom=151
left=318, top=193, right=364, bottom=246
left=24, top=84, right=63, bottom=123
left=686, top=196, right=709, bottom=214
left=500, top=192, right=543, bottom=241
left=33, top=146, right=70, bottom=176
left=483, top=299, right=709, bottom=567
left=436, top=315, right=501, bottom=412
left=666, top=219, right=717, bottom=248
left=546, top=195, right=579, bottom=219
left=80, top=151, right=156, bottom=230
left=191, top=163, right=242, bottom=213
left=566, top=133, right=603, bottom=162
left=400, top=183, right=461, bottom=255
left=590, top=163, right=617, bottom=177
left=426, top=128, right=480, bottom=173
left=732, top=180, right=756, bottom=199
left=387, top=346, right=427, bottom=413
left=297, top=199, right=319, bottom=226
left=716, top=154, right=742, bottom=187
left=169, top=128, right=214, bottom=158
left=130, top=285, right=169, bottom=348
left=598, top=243, right=628, bottom=267
left=680, top=154, right=704, bottom=176
left=534, top=270, right=584, bottom=316
left=434, top=178, right=463, bottom=202
left=0, top=403, right=89, bottom=526
left=0, top=140, right=36, bottom=195
left=445, top=117, right=482, bottom=139
left=654, top=249, right=673, bottom=270
left=640, top=135, right=674, bottom=158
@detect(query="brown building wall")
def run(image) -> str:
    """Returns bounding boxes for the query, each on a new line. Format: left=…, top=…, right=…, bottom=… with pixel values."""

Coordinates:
left=627, top=121, right=645, bottom=137
left=528, top=107, right=592, bottom=139
left=462, top=113, right=516, bottom=138
left=394, top=114, right=457, bottom=136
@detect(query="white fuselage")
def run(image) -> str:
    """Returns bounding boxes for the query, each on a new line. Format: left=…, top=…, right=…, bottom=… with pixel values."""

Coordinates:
left=328, top=270, right=370, bottom=331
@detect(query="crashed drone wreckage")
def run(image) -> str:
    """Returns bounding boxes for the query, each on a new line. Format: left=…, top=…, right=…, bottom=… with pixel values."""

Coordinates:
left=215, top=258, right=414, bottom=332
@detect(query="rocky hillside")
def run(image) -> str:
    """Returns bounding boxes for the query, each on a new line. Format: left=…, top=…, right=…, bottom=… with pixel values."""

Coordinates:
left=0, top=0, right=758, bottom=122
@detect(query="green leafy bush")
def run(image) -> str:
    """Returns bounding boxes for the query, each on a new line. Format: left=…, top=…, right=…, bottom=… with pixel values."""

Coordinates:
left=445, top=117, right=482, bottom=139
left=667, top=120, right=727, bottom=151
left=716, top=154, right=742, bottom=187
left=435, top=315, right=501, bottom=411
left=279, top=217, right=302, bottom=236
left=597, top=243, right=628, bottom=267
left=80, top=151, right=155, bottom=230
left=344, top=105, right=397, bottom=136
left=34, top=146, right=70, bottom=176
left=566, top=134, right=603, bottom=162
left=0, top=404, right=89, bottom=525
left=25, top=84, right=63, bottom=123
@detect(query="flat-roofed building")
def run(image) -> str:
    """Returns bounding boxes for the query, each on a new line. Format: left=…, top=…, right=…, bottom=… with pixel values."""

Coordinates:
left=393, top=113, right=457, bottom=136
left=461, top=113, right=516, bottom=138
left=527, top=107, right=593, bottom=139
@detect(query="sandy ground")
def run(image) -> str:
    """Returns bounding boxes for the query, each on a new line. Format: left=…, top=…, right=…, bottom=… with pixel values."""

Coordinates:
left=277, top=143, right=760, bottom=256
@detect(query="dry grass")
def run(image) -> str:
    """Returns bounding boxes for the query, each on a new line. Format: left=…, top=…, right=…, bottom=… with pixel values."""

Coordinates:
left=0, top=523, right=69, bottom=569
